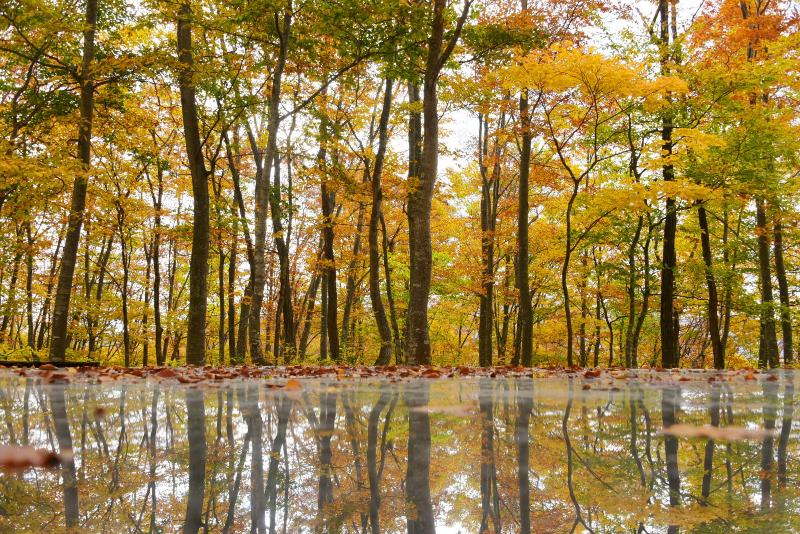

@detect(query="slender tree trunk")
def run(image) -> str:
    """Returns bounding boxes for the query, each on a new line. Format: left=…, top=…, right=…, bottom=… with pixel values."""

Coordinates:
left=319, top=130, right=340, bottom=362
left=478, top=113, right=501, bottom=368
left=773, top=218, right=792, bottom=364
left=698, top=204, right=723, bottom=369
left=299, top=270, right=321, bottom=359
left=177, top=0, right=210, bottom=365
left=142, top=241, right=151, bottom=366
left=228, top=224, right=237, bottom=363
left=369, top=79, right=394, bottom=365
left=755, top=198, right=779, bottom=368
left=1, top=228, right=23, bottom=339
left=119, top=227, right=131, bottom=367
left=49, top=0, right=97, bottom=361
left=658, top=0, right=678, bottom=369
left=516, top=0, right=533, bottom=366
left=250, top=11, right=291, bottom=363
left=562, top=182, right=579, bottom=367
left=148, top=169, right=165, bottom=365
left=25, top=222, right=34, bottom=349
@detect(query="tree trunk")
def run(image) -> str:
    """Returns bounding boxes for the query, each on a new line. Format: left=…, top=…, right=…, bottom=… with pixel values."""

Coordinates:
left=562, top=182, right=579, bottom=367
left=773, top=218, right=792, bottom=364
left=756, top=198, right=779, bottom=368
left=658, top=0, right=679, bottom=369
left=177, top=0, right=210, bottom=365
left=369, top=79, right=394, bottom=366
left=698, top=204, right=723, bottom=369
left=319, top=131, right=340, bottom=362
left=250, top=11, right=291, bottom=363
left=406, top=0, right=470, bottom=365
left=516, top=9, right=533, bottom=366
left=49, top=0, right=97, bottom=361
left=478, top=113, right=501, bottom=368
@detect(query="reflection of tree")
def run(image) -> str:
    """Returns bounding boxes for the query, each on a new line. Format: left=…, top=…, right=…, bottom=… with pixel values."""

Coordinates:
left=562, top=381, right=591, bottom=533
left=314, top=389, right=337, bottom=531
left=50, top=384, right=79, bottom=529
left=145, top=387, right=160, bottom=531
left=183, top=388, right=206, bottom=534
left=515, top=380, right=532, bottom=534
left=700, top=385, right=721, bottom=504
left=777, top=379, right=794, bottom=485
left=266, top=393, right=292, bottom=534
left=243, top=385, right=266, bottom=533
left=4, top=376, right=800, bottom=532
left=478, top=379, right=500, bottom=533
left=342, top=391, right=368, bottom=530
left=761, top=381, right=778, bottom=511
left=661, top=386, right=680, bottom=534
left=405, top=380, right=434, bottom=534
left=367, top=383, right=396, bottom=534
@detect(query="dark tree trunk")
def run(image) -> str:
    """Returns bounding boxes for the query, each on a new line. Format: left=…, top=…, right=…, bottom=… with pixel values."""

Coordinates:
left=658, top=0, right=679, bottom=369
left=478, top=113, right=501, bottom=368
left=49, top=0, right=97, bottom=361
left=177, top=1, right=210, bottom=365
left=773, top=219, right=792, bottom=364
left=698, top=204, right=723, bottom=369
left=624, top=217, right=643, bottom=368
left=147, top=167, right=165, bottom=365
left=755, top=198, right=779, bottom=368
left=516, top=12, right=533, bottom=367
left=320, top=154, right=340, bottom=361
left=25, top=222, right=34, bottom=348
left=228, top=220, right=237, bottom=362
left=406, top=0, right=470, bottom=365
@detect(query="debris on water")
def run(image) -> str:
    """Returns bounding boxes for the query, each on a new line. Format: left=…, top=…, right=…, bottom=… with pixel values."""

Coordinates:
left=659, top=424, right=778, bottom=441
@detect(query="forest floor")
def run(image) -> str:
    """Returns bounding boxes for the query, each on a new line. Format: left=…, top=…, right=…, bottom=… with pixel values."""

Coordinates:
left=0, top=362, right=785, bottom=388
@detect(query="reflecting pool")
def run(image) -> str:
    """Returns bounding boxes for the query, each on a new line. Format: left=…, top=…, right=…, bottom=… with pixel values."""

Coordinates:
left=0, top=366, right=796, bottom=533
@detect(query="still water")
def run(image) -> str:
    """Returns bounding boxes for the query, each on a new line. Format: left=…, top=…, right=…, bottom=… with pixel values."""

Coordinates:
left=0, top=367, right=796, bottom=533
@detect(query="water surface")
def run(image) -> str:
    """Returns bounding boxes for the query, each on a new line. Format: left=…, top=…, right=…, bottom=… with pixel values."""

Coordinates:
left=0, top=367, right=796, bottom=533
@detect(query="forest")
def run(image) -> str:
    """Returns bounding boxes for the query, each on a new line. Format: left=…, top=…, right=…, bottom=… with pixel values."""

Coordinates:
left=0, top=0, right=798, bottom=370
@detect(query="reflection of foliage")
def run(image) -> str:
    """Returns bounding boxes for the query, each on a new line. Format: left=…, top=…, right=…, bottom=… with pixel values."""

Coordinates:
left=0, top=375, right=795, bottom=532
